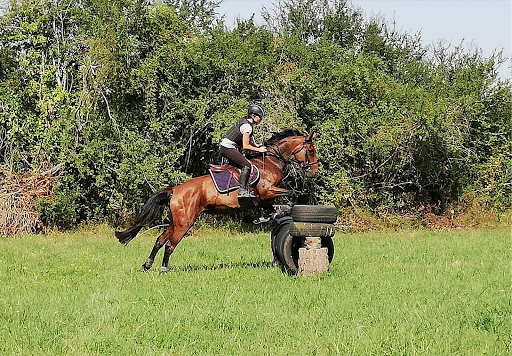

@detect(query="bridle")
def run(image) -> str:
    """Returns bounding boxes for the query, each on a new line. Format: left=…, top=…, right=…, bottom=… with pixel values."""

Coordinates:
left=292, top=138, right=318, bottom=170
left=265, top=137, right=318, bottom=171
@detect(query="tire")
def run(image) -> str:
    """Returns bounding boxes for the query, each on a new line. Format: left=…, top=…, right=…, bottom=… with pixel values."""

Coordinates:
left=271, top=217, right=335, bottom=274
left=278, top=233, right=302, bottom=274
left=270, top=217, right=293, bottom=261
left=289, top=222, right=335, bottom=238
left=291, top=205, right=337, bottom=223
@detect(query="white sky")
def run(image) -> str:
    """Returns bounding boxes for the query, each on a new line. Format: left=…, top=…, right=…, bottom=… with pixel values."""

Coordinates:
left=217, top=0, right=511, bottom=80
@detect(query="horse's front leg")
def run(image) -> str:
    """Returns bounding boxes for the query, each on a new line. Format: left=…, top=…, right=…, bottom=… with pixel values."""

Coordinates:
left=258, top=186, right=293, bottom=200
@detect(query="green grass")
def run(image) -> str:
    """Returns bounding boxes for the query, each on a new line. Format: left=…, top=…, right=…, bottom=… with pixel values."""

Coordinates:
left=0, top=225, right=510, bottom=355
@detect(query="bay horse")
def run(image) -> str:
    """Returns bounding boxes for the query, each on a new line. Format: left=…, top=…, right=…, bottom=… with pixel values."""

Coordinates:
left=115, top=130, right=318, bottom=273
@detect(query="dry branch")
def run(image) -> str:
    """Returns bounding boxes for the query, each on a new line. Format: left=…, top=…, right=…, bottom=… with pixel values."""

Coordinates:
left=0, top=164, right=61, bottom=236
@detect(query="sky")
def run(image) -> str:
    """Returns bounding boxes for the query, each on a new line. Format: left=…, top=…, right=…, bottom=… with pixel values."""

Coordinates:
left=217, top=0, right=511, bottom=80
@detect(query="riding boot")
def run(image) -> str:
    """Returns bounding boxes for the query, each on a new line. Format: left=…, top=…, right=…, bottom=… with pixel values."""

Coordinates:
left=238, top=166, right=255, bottom=198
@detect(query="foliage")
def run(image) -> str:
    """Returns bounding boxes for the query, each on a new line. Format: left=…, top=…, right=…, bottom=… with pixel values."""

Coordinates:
left=0, top=0, right=510, bottom=229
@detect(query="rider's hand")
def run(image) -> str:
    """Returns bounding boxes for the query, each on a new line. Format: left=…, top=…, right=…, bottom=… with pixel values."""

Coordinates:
left=259, top=146, right=267, bottom=153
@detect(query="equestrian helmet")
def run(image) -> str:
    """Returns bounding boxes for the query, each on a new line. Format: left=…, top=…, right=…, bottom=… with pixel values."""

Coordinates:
left=248, top=103, right=265, bottom=118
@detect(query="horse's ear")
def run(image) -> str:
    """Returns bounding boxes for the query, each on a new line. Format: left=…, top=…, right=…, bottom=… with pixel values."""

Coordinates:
left=306, top=132, right=317, bottom=142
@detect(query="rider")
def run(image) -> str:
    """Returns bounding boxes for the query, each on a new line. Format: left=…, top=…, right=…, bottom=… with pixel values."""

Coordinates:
left=220, top=103, right=267, bottom=198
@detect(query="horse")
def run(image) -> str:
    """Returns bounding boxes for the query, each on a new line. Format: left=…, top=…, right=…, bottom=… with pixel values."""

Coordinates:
left=115, top=129, right=319, bottom=273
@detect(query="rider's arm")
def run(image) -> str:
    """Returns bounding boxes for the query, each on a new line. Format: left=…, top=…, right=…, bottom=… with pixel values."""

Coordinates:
left=242, top=133, right=266, bottom=152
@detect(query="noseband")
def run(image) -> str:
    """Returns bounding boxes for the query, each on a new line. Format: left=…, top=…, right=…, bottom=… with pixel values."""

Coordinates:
left=291, top=139, right=318, bottom=170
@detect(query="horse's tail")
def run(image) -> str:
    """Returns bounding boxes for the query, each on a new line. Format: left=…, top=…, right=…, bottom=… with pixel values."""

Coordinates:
left=115, top=187, right=173, bottom=245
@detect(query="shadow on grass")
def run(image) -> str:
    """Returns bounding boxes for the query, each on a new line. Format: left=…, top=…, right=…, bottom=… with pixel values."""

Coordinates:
left=167, top=260, right=276, bottom=272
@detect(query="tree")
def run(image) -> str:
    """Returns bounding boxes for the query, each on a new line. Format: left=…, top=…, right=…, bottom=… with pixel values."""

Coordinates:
left=1, top=0, right=509, bottom=230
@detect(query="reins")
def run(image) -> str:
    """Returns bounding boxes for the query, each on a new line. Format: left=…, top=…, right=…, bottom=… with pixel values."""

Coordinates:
left=264, top=145, right=289, bottom=164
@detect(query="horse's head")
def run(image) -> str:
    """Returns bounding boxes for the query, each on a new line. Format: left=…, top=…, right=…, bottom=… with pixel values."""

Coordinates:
left=291, top=132, right=319, bottom=178
left=264, top=130, right=319, bottom=178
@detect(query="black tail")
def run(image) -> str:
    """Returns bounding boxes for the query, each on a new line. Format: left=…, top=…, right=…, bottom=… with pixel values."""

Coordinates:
left=115, top=187, right=173, bottom=245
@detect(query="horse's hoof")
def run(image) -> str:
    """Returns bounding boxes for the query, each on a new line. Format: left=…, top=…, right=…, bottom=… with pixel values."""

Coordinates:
left=142, top=258, right=154, bottom=272
left=159, top=267, right=168, bottom=275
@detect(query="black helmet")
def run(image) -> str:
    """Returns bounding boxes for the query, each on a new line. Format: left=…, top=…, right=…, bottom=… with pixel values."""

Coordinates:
left=248, top=103, right=265, bottom=118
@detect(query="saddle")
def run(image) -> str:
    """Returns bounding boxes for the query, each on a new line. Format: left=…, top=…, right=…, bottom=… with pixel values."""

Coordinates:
left=208, top=164, right=260, bottom=194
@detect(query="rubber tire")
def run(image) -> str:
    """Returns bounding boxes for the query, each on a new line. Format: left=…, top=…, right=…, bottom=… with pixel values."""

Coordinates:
left=271, top=217, right=335, bottom=274
left=291, top=205, right=337, bottom=223
left=289, top=222, right=335, bottom=238
left=271, top=217, right=293, bottom=261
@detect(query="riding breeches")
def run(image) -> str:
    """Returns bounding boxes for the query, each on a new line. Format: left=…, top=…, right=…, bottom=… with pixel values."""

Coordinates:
left=220, top=146, right=251, bottom=169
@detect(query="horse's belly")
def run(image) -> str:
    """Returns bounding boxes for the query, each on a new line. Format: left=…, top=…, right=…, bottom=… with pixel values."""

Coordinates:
left=204, top=205, right=237, bottom=214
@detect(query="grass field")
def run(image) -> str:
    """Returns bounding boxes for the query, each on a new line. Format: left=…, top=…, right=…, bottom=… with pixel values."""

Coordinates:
left=0, top=225, right=510, bottom=355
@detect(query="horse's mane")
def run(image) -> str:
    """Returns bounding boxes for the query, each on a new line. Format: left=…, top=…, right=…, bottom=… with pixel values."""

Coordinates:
left=244, top=129, right=303, bottom=160
left=264, top=129, right=303, bottom=147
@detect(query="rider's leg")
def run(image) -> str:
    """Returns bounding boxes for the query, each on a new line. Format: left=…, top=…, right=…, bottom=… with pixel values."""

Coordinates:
left=238, top=165, right=255, bottom=198
left=220, top=146, right=255, bottom=198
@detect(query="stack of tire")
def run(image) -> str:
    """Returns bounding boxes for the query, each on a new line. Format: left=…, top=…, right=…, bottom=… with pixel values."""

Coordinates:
left=271, top=205, right=337, bottom=274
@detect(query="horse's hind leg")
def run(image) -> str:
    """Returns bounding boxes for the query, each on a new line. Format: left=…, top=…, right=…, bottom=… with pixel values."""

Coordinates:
left=142, top=237, right=164, bottom=271
left=160, top=241, right=175, bottom=274
left=159, top=225, right=192, bottom=274
left=142, top=225, right=174, bottom=271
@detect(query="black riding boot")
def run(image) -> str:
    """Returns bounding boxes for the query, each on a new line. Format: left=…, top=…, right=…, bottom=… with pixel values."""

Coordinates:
left=238, top=166, right=255, bottom=198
